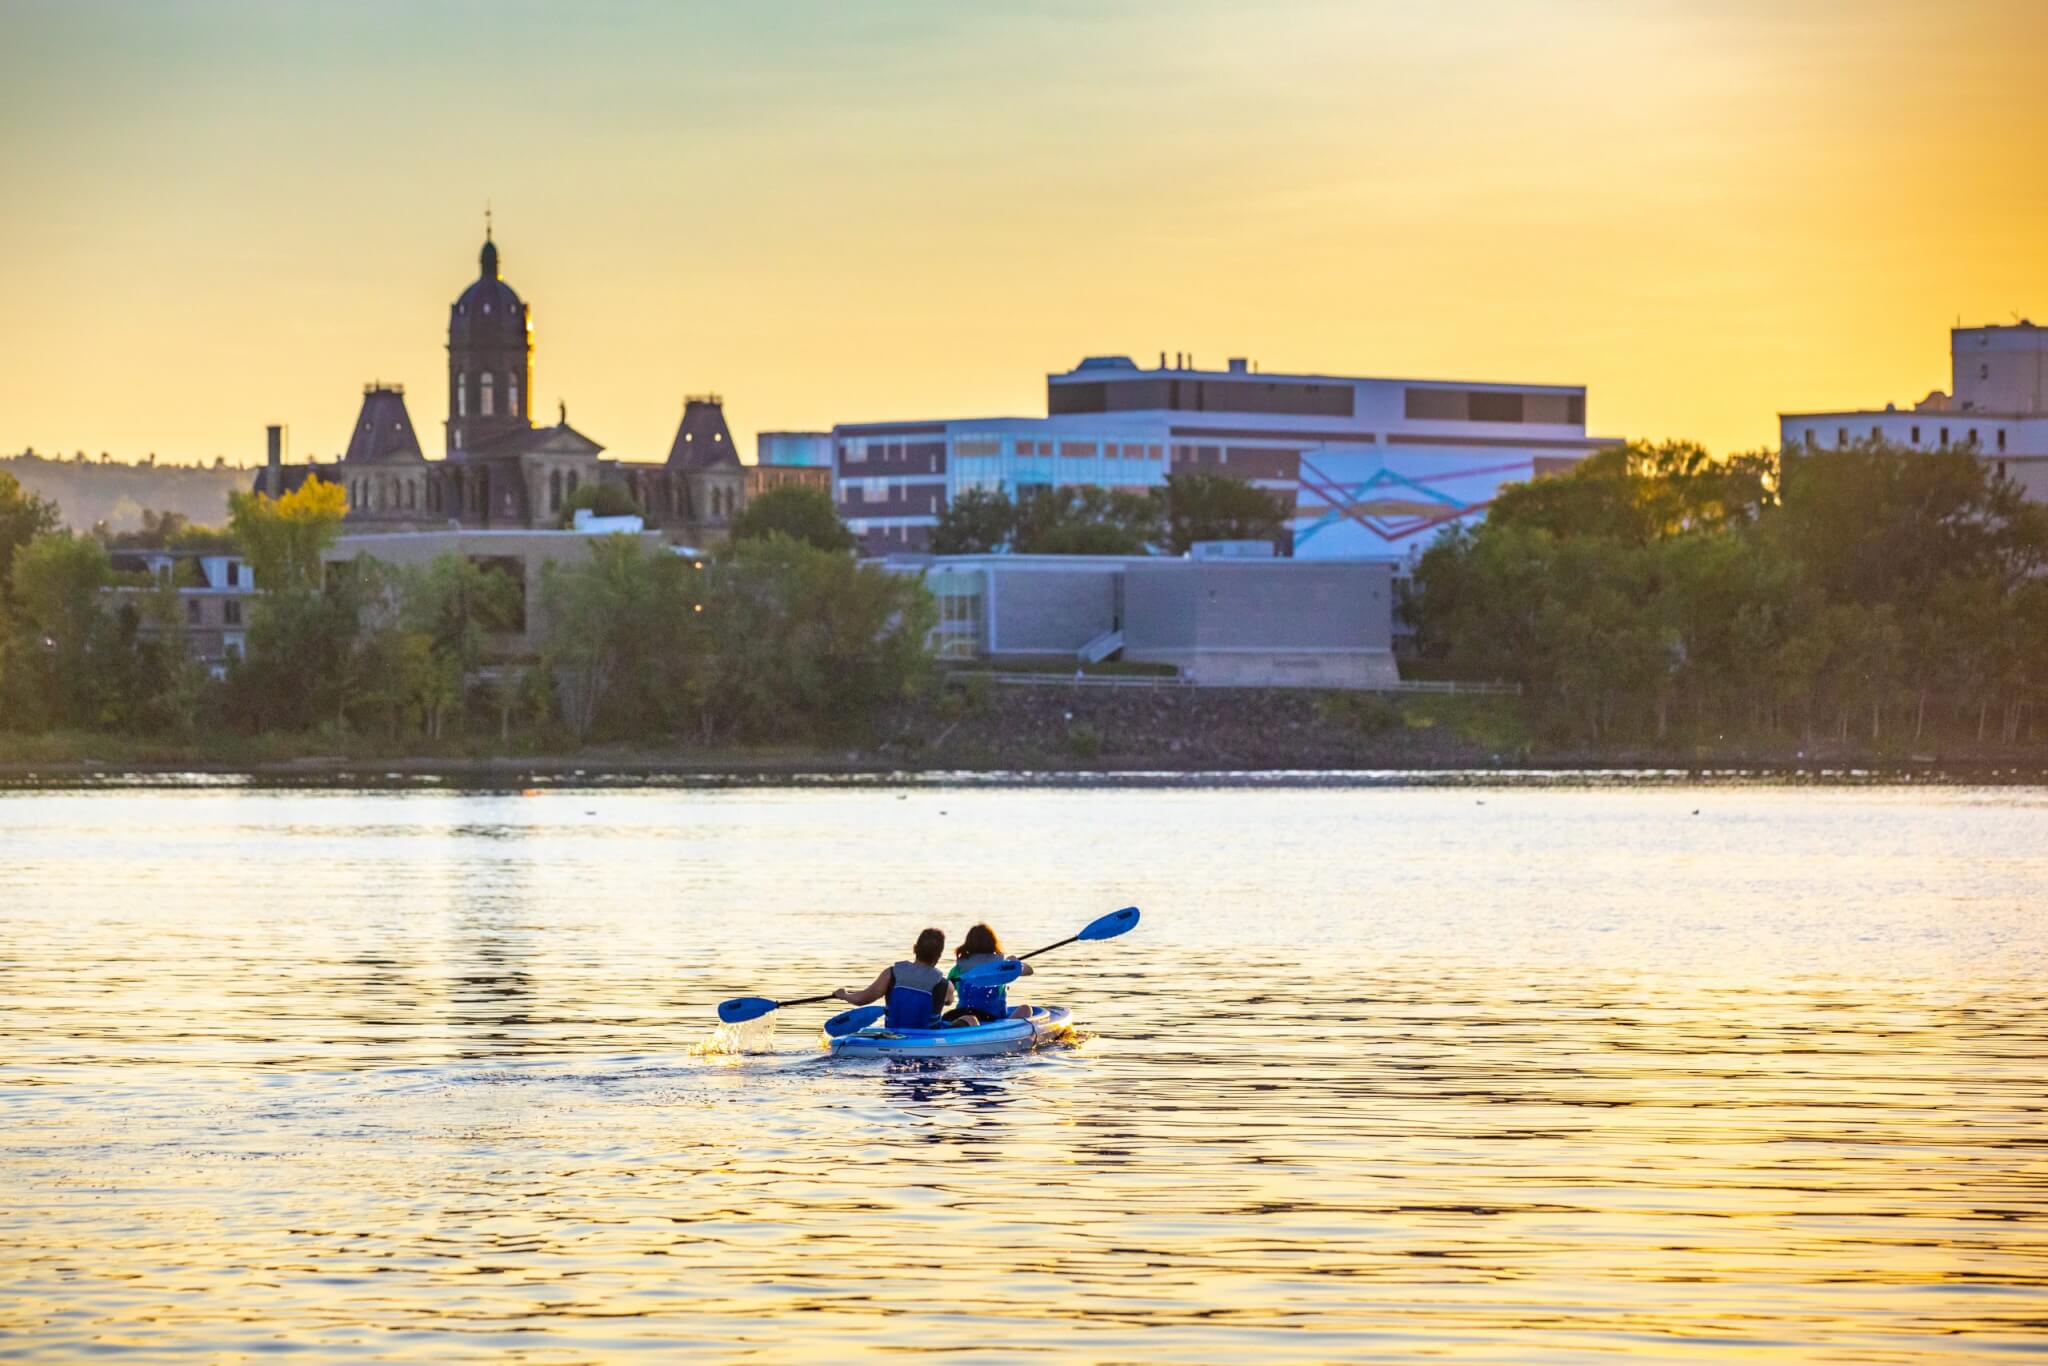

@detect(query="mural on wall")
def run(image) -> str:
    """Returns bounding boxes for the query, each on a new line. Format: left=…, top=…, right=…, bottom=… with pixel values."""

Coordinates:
left=1290, top=450, right=1546, bottom=560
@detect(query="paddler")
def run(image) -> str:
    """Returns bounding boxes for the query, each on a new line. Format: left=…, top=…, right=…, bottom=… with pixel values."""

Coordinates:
left=832, top=927, right=963, bottom=1029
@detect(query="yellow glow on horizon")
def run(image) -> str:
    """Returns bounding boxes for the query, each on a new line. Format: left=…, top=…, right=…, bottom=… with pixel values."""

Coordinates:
left=0, top=1, right=2044, bottom=475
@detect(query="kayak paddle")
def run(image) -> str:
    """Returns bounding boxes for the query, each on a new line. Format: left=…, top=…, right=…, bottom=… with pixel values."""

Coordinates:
left=959, top=906, right=1140, bottom=985
left=823, top=1005, right=885, bottom=1037
left=716, top=992, right=839, bottom=1025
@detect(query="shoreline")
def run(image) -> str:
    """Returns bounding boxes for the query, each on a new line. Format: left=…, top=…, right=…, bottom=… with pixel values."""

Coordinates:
left=6, top=750, right=2046, bottom=789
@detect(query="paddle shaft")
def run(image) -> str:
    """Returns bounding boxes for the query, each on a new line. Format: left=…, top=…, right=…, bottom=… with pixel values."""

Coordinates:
left=1017, top=934, right=1079, bottom=962
left=773, top=992, right=839, bottom=1010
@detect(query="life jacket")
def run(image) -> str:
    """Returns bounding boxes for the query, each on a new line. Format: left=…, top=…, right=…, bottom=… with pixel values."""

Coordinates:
left=953, top=952, right=1010, bottom=1017
left=884, top=960, right=948, bottom=1029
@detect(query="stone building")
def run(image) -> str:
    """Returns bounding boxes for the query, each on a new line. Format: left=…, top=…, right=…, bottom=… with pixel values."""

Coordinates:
left=258, top=232, right=827, bottom=544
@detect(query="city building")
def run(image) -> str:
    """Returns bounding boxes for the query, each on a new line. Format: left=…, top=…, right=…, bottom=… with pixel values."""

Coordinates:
left=834, top=354, right=1612, bottom=558
left=104, top=548, right=260, bottom=672
left=257, top=232, right=827, bottom=544
left=902, top=552, right=1398, bottom=688
left=325, top=525, right=677, bottom=657
left=1779, top=321, right=2048, bottom=501
left=756, top=432, right=834, bottom=468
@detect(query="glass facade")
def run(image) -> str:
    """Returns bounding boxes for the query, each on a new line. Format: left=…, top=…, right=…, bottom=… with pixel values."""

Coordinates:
left=949, top=431, right=1165, bottom=498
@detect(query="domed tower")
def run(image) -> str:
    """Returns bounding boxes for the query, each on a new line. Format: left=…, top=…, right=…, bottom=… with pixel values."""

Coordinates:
left=446, top=229, right=532, bottom=457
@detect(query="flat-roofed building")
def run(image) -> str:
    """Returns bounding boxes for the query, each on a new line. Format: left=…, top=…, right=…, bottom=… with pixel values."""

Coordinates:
left=833, top=354, right=1610, bottom=559
left=1779, top=321, right=2048, bottom=502
left=901, top=552, right=1397, bottom=689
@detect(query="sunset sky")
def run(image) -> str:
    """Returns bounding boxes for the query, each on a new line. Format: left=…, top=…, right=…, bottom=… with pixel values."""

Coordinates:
left=3, top=0, right=2045, bottom=467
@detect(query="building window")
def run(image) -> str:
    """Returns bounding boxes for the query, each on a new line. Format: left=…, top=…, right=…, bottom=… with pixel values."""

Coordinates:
left=1871, top=426, right=1881, bottom=441
left=225, top=561, right=239, bottom=587
left=223, top=600, right=242, bottom=627
left=1940, top=426, right=1950, bottom=446
left=567, top=471, right=579, bottom=496
left=1997, top=428, right=2007, bottom=452
left=550, top=470, right=562, bottom=513
left=186, top=599, right=201, bottom=625
left=1911, top=426, right=1920, bottom=445
left=1968, top=428, right=1978, bottom=446
left=453, top=429, right=462, bottom=452
left=481, top=373, right=495, bottom=417
left=1803, top=429, right=1815, bottom=450
left=1997, top=460, right=2009, bottom=480
left=457, top=375, right=467, bottom=418
left=510, top=379, right=520, bottom=418
left=1837, top=427, right=1847, bottom=447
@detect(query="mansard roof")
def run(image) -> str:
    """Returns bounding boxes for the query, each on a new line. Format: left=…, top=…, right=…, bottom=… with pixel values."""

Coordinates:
left=342, top=385, right=427, bottom=464
left=667, top=396, right=741, bottom=471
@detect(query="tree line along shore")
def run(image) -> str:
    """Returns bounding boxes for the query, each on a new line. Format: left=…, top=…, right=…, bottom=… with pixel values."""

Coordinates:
left=0, top=440, right=2043, bottom=768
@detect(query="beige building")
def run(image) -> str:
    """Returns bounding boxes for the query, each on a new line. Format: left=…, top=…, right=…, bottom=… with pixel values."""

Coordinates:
left=326, top=527, right=673, bottom=657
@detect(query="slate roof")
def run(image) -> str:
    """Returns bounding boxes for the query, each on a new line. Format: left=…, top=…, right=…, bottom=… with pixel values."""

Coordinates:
left=341, top=385, right=426, bottom=464
left=667, top=397, right=741, bottom=471
left=449, top=236, right=528, bottom=349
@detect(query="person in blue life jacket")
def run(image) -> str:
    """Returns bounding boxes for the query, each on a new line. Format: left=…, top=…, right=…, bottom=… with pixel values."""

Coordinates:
left=832, top=927, right=964, bottom=1030
left=946, top=922, right=1034, bottom=1022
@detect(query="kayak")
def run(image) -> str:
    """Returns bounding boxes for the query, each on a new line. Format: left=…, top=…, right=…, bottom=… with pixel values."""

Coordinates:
left=826, top=1005, right=1074, bottom=1060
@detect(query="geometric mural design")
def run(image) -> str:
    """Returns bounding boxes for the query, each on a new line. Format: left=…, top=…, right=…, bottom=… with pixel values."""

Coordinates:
left=1293, top=452, right=1538, bottom=555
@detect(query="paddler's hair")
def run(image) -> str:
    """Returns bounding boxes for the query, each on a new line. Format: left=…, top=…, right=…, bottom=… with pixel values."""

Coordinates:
left=913, top=927, right=945, bottom=964
left=958, top=923, right=1002, bottom=958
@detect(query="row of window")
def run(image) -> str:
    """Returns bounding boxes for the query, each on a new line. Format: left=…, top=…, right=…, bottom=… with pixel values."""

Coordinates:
left=184, top=598, right=243, bottom=627
left=1050, top=377, right=1357, bottom=419
left=1806, top=424, right=2008, bottom=452
left=454, top=372, right=521, bottom=420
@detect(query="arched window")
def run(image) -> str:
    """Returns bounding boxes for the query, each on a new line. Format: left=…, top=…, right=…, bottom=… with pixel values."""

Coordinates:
left=550, top=470, right=562, bottom=513
left=452, top=429, right=463, bottom=451
left=567, top=470, right=579, bottom=497
left=481, top=372, right=495, bottom=417
left=509, top=379, right=520, bottom=418
left=457, top=374, right=467, bottom=418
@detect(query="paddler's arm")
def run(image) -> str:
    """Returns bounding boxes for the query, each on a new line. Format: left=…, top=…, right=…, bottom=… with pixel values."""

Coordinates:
left=834, top=967, right=893, bottom=1006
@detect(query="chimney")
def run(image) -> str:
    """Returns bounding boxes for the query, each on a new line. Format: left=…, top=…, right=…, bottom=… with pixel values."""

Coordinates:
left=1227, top=357, right=1248, bottom=375
left=265, top=424, right=284, bottom=495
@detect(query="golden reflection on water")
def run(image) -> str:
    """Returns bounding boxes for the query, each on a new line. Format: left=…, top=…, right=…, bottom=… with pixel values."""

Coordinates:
left=2, top=783, right=2045, bottom=1361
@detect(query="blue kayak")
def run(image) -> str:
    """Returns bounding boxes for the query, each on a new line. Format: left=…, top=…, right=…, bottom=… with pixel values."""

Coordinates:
left=827, top=1005, right=1074, bottom=1059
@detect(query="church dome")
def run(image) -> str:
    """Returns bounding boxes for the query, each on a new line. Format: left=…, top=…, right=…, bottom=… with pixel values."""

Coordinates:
left=449, top=235, right=527, bottom=347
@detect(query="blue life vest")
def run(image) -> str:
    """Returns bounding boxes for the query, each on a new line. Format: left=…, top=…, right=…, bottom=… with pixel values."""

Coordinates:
left=954, top=952, right=1010, bottom=1017
left=884, top=960, right=948, bottom=1029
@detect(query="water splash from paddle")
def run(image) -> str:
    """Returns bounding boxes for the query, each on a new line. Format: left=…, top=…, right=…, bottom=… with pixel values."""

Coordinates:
left=689, top=1014, right=778, bottom=1056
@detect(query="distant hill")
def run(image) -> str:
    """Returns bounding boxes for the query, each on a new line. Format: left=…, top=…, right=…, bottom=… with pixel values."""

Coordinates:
left=2, top=452, right=251, bottom=533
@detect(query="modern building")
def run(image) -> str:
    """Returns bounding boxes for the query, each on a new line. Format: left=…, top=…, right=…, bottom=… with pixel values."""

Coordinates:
left=258, top=233, right=828, bottom=545
left=834, top=354, right=1611, bottom=558
left=904, top=552, right=1398, bottom=689
left=1779, top=321, right=2048, bottom=501
left=756, top=432, right=835, bottom=468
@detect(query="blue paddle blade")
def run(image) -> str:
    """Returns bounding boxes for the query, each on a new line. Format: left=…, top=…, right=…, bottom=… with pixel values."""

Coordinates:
left=959, top=957, right=1025, bottom=988
left=1079, top=906, right=1141, bottom=941
left=824, top=1005, right=884, bottom=1037
left=717, top=996, right=779, bottom=1024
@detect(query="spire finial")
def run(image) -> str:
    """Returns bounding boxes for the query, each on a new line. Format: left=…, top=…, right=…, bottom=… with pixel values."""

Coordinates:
left=485, top=199, right=493, bottom=243
left=558, top=399, right=567, bottom=427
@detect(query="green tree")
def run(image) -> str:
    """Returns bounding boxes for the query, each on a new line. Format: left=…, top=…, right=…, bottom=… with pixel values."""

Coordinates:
left=560, top=481, right=644, bottom=526
left=0, top=469, right=62, bottom=604
left=397, top=553, right=523, bottom=735
left=727, top=484, right=856, bottom=553
left=931, top=488, right=1017, bottom=554
left=1012, top=486, right=1158, bottom=555
left=1160, top=472, right=1292, bottom=553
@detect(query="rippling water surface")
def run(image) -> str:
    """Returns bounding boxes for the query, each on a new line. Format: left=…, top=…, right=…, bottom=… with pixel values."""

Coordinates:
left=3, top=781, right=2046, bottom=1362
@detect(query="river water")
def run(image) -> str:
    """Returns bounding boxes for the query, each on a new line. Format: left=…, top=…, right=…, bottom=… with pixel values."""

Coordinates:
left=2, top=780, right=2045, bottom=1362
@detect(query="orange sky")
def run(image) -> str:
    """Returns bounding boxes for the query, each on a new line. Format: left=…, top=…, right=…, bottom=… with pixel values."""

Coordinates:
left=2, top=0, right=2044, bottom=468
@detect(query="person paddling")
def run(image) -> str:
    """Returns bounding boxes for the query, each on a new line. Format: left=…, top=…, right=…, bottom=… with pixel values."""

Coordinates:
left=832, top=928, right=960, bottom=1029
left=948, top=922, right=1033, bottom=1022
